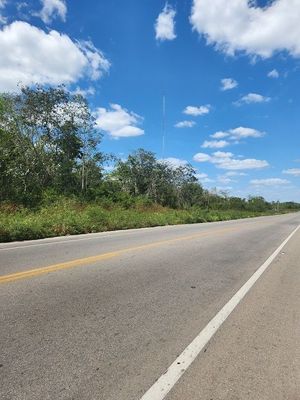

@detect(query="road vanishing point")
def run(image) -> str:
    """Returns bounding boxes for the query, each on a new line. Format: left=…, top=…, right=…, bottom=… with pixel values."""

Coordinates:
left=1, top=213, right=300, bottom=399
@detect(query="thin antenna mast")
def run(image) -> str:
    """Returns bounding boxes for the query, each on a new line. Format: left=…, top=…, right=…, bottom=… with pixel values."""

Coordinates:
left=162, top=95, right=166, bottom=159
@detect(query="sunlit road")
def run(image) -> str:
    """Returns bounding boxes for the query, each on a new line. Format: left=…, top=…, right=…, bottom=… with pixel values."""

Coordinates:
left=1, top=213, right=299, bottom=399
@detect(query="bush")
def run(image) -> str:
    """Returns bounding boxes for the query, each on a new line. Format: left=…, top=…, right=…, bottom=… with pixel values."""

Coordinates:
left=0, top=200, right=294, bottom=243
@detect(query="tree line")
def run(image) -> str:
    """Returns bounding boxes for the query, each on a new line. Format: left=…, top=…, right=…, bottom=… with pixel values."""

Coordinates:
left=1, top=86, right=299, bottom=212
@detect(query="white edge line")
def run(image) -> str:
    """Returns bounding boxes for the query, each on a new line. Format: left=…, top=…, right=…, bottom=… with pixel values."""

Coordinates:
left=140, top=224, right=300, bottom=400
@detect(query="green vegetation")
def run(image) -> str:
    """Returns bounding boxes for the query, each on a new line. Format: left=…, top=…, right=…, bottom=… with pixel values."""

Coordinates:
left=0, top=198, right=289, bottom=243
left=1, top=86, right=299, bottom=242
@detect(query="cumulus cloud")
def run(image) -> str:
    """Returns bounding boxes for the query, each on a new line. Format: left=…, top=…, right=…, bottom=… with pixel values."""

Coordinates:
left=228, top=127, right=265, bottom=140
left=155, top=3, right=176, bottom=41
left=0, top=0, right=6, bottom=24
left=0, top=21, right=110, bottom=92
left=196, top=172, right=208, bottom=179
left=183, top=105, right=210, bottom=116
left=161, top=157, right=188, bottom=168
left=78, top=40, right=110, bottom=81
left=71, top=86, right=96, bottom=97
left=235, top=93, right=271, bottom=105
left=218, top=175, right=235, bottom=184
left=95, top=104, right=144, bottom=138
left=193, top=153, right=212, bottom=162
left=250, top=178, right=290, bottom=186
left=201, top=140, right=229, bottom=149
left=190, top=0, right=300, bottom=58
left=38, top=0, right=67, bottom=24
left=210, top=131, right=229, bottom=139
left=210, top=127, right=265, bottom=143
left=221, top=78, right=238, bottom=91
left=174, top=120, right=196, bottom=128
left=196, top=172, right=214, bottom=183
left=193, top=151, right=269, bottom=170
left=217, top=158, right=269, bottom=170
left=268, top=69, right=279, bottom=78
left=283, top=168, right=300, bottom=176
left=225, top=171, right=247, bottom=177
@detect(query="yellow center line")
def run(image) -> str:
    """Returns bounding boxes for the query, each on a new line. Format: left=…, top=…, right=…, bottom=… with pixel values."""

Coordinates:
left=0, top=226, right=239, bottom=284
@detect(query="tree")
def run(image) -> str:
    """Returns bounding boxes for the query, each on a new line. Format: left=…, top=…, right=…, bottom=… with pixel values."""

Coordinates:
left=247, top=196, right=270, bottom=212
left=112, top=149, right=203, bottom=208
left=113, top=149, right=159, bottom=197
left=0, top=94, right=47, bottom=204
left=0, top=85, right=104, bottom=204
left=179, top=182, right=204, bottom=208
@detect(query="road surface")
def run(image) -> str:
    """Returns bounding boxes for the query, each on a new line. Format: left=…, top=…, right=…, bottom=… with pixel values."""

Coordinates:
left=0, top=213, right=299, bottom=399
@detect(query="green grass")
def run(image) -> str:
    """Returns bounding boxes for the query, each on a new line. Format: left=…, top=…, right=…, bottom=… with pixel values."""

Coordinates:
left=0, top=199, right=289, bottom=243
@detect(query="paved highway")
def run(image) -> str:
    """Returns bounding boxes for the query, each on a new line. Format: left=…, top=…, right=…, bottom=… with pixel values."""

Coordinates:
left=0, top=213, right=299, bottom=399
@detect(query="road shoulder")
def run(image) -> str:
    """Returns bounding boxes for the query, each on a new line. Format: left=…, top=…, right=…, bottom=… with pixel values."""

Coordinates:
left=166, top=228, right=300, bottom=400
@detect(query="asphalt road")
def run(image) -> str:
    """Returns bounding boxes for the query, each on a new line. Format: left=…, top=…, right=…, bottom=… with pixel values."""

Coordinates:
left=0, top=213, right=299, bottom=400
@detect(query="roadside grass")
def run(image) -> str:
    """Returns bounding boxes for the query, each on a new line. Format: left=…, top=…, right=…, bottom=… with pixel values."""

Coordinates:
left=0, top=199, right=288, bottom=243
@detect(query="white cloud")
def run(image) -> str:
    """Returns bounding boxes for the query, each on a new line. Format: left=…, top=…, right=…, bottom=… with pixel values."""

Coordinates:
left=228, top=126, right=265, bottom=140
left=193, top=152, right=211, bottom=162
left=268, top=69, right=279, bottom=78
left=193, top=151, right=269, bottom=170
left=210, top=127, right=265, bottom=142
left=218, top=175, right=235, bottom=184
left=201, top=140, right=229, bottom=149
left=162, top=157, right=188, bottom=168
left=174, top=120, right=196, bottom=128
left=78, top=40, right=110, bottom=81
left=202, top=179, right=214, bottom=184
left=190, top=0, right=300, bottom=58
left=250, top=178, right=290, bottom=186
left=213, top=151, right=234, bottom=159
left=218, top=158, right=269, bottom=171
left=235, top=93, right=271, bottom=105
left=0, top=0, right=6, bottom=11
left=0, top=0, right=6, bottom=24
left=210, top=131, right=229, bottom=139
left=71, top=86, right=95, bottom=97
left=225, top=171, right=247, bottom=177
left=196, top=172, right=214, bottom=183
left=183, top=105, right=210, bottom=116
left=95, top=104, right=144, bottom=138
left=155, top=3, right=176, bottom=41
left=39, top=0, right=67, bottom=24
left=283, top=168, right=300, bottom=176
left=0, top=21, right=110, bottom=92
left=196, top=172, right=208, bottom=179
left=221, top=78, right=238, bottom=91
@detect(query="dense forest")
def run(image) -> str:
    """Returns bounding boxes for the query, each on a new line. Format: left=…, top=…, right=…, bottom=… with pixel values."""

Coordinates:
left=0, top=86, right=299, bottom=241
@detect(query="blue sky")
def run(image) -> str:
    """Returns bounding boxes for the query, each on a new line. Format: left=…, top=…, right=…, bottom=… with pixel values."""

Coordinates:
left=1, top=0, right=300, bottom=201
